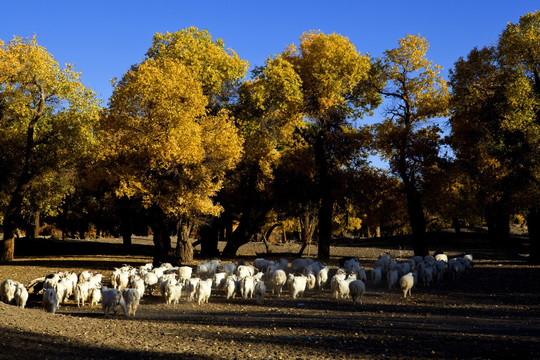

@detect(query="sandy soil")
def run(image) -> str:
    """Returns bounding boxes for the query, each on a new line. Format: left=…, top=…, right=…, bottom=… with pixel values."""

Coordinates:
left=0, top=235, right=539, bottom=360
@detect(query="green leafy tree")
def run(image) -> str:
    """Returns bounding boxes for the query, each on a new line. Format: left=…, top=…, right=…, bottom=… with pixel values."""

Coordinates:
left=373, top=34, right=450, bottom=256
left=0, top=35, right=100, bottom=261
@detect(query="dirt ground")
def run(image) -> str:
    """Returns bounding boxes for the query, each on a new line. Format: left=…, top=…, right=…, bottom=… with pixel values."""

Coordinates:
left=0, top=234, right=539, bottom=360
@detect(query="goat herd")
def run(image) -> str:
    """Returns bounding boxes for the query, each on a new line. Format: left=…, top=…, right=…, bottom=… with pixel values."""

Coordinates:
left=0, top=252, right=474, bottom=317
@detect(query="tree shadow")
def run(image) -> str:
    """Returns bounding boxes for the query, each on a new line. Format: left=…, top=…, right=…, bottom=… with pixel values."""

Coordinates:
left=0, top=324, right=223, bottom=360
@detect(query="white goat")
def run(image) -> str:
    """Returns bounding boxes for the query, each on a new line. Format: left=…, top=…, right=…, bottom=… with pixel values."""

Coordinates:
left=144, top=272, right=159, bottom=295
left=89, top=287, right=102, bottom=306
left=0, top=279, right=16, bottom=304
left=186, top=277, right=201, bottom=302
left=241, top=275, right=255, bottom=299
left=14, top=283, right=28, bottom=308
left=269, top=269, right=287, bottom=296
left=306, top=272, right=316, bottom=290
left=197, top=260, right=221, bottom=279
left=164, top=283, right=183, bottom=304
left=371, top=267, right=383, bottom=286
left=254, top=280, right=266, bottom=304
left=43, top=288, right=58, bottom=313
left=387, top=270, right=399, bottom=290
left=122, top=288, right=140, bottom=316
left=291, top=258, right=314, bottom=274
left=101, top=287, right=123, bottom=316
left=290, top=275, right=307, bottom=299
left=226, top=275, right=240, bottom=300
left=399, top=272, right=414, bottom=299
left=219, top=262, right=237, bottom=276
left=349, top=280, right=366, bottom=305
left=177, top=266, right=193, bottom=287
left=212, top=272, right=228, bottom=291
left=316, top=266, right=330, bottom=290
left=236, top=264, right=255, bottom=279
left=196, top=279, right=212, bottom=305
left=75, top=282, right=90, bottom=307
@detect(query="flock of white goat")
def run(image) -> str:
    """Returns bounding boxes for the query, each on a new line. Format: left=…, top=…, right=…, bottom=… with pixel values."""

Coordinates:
left=0, top=252, right=473, bottom=317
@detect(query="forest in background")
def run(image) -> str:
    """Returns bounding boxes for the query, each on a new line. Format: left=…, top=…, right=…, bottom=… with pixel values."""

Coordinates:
left=1, top=11, right=540, bottom=264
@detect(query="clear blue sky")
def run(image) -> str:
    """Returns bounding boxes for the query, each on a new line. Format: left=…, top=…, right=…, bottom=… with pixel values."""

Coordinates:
left=2, top=1, right=538, bottom=102
left=1, top=1, right=538, bottom=169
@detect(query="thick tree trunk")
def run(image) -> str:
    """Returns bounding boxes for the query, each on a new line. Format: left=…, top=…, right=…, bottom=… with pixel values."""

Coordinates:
left=298, top=212, right=317, bottom=256
left=0, top=228, right=15, bottom=262
left=486, top=206, right=510, bottom=245
left=199, top=217, right=220, bottom=257
left=2, top=85, right=46, bottom=261
left=405, top=185, right=428, bottom=256
left=175, top=218, right=193, bottom=264
left=149, top=206, right=172, bottom=266
left=25, top=211, right=40, bottom=240
left=119, top=197, right=132, bottom=247
left=527, top=207, right=540, bottom=263
left=222, top=221, right=251, bottom=257
left=315, top=130, right=332, bottom=261
left=1, top=188, right=26, bottom=261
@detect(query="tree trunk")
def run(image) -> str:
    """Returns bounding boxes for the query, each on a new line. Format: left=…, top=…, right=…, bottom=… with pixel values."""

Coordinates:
left=298, top=212, right=317, bottom=256
left=199, top=217, right=220, bottom=257
left=1, top=187, right=26, bottom=261
left=452, top=218, right=461, bottom=234
left=486, top=206, right=510, bottom=245
left=405, top=185, right=428, bottom=256
left=149, top=206, right=172, bottom=266
left=2, top=86, right=46, bottom=261
left=0, top=228, right=15, bottom=262
left=25, top=211, right=40, bottom=240
left=119, top=197, right=132, bottom=247
left=527, top=207, right=540, bottom=263
left=175, top=218, right=193, bottom=264
left=315, top=130, right=332, bottom=261
left=222, top=221, right=251, bottom=257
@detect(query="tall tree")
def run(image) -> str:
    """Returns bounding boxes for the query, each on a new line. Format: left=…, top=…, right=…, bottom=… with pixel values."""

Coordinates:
left=448, top=46, right=531, bottom=243
left=148, top=27, right=249, bottom=258
left=373, top=34, right=450, bottom=256
left=282, top=31, right=382, bottom=260
left=101, top=29, right=244, bottom=265
left=221, top=55, right=304, bottom=256
left=497, top=11, right=540, bottom=258
left=0, top=36, right=100, bottom=261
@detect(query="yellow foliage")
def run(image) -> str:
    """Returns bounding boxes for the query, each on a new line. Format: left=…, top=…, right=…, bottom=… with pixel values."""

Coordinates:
left=0, top=35, right=100, bottom=219
left=284, top=30, right=372, bottom=115
left=101, top=32, right=243, bottom=218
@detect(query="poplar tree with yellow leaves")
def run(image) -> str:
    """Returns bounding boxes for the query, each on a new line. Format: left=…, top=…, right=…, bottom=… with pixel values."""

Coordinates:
left=280, top=31, right=382, bottom=260
left=450, top=11, right=540, bottom=259
left=373, top=34, right=450, bottom=256
left=100, top=28, right=246, bottom=264
left=220, top=31, right=381, bottom=259
left=0, top=36, right=100, bottom=261
left=499, top=11, right=540, bottom=261
left=219, top=55, right=305, bottom=257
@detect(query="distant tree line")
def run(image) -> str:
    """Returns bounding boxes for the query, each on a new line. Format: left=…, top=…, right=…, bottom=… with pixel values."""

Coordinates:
left=1, top=11, right=539, bottom=264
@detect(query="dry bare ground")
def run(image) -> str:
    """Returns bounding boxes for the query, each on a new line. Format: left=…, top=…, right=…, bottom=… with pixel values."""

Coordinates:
left=0, top=233, right=539, bottom=360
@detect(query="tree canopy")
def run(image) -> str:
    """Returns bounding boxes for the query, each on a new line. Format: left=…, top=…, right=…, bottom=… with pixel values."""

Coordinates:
left=3, top=15, right=540, bottom=262
left=98, top=28, right=245, bottom=264
left=373, top=34, right=450, bottom=256
left=0, top=35, right=101, bottom=261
